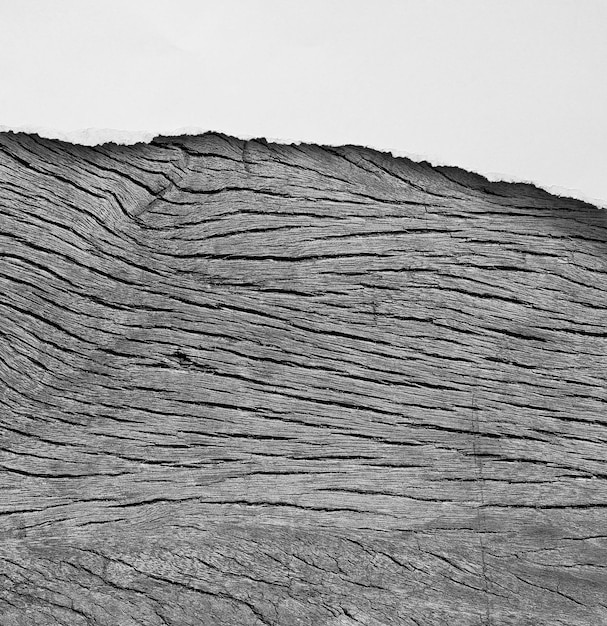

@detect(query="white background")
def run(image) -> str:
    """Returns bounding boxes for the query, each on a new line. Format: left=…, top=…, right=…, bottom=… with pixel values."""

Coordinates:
left=1, top=0, right=605, bottom=206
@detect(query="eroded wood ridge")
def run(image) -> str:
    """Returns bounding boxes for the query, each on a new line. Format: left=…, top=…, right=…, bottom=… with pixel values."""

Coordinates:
left=0, top=131, right=606, bottom=625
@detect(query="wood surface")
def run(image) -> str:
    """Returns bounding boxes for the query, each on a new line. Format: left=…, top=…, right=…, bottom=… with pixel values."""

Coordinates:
left=0, top=131, right=606, bottom=625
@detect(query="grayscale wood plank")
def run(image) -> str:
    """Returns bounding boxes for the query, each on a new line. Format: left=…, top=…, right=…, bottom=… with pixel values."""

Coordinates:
left=0, top=131, right=606, bottom=625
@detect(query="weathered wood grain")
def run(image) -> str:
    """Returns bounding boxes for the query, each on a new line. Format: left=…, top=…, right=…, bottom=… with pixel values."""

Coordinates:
left=0, top=131, right=606, bottom=625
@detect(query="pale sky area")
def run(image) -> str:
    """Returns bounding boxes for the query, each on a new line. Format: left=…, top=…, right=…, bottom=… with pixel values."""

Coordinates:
left=0, top=0, right=605, bottom=206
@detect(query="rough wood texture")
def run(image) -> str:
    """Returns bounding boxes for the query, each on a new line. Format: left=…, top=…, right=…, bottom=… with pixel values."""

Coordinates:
left=0, top=131, right=606, bottom=625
